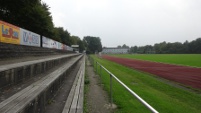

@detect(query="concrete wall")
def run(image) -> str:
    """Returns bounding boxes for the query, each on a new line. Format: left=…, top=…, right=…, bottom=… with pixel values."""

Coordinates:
left=0, top=42, right=75, bottom=59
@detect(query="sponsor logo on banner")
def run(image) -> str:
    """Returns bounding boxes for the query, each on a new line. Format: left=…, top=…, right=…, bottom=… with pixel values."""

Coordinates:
left=52, top=41, right=57, bottom=49
left=42, top=36, right=50, bottom=48
left=0, top=20, right=20, bottom=44
left=20, top=28, right=40, bottom=47
left=62, top=44, right=65, bottom=50
left=57, top=42, right=62, bottom=50
left=42, top=36, right=57, bottom=49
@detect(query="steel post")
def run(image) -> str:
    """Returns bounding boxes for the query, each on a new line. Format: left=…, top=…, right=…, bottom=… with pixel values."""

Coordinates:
left=96, top=61, right=97, bottom=73
left=110, top=74, right=113, bottom=104
left=100, top=65, right=102, bottom=83
left=100, top=65, right=102, bottom=77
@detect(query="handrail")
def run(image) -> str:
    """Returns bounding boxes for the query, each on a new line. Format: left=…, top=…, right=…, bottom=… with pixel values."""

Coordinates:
left=95, top=61, right=159, bottom=113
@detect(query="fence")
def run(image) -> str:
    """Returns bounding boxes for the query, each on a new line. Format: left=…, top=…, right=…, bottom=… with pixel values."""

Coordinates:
left=89, top=56, right=159, bottom=113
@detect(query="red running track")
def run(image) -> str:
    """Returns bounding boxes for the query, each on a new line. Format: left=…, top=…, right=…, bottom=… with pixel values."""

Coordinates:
left=102, top=55, right=201, bottom=89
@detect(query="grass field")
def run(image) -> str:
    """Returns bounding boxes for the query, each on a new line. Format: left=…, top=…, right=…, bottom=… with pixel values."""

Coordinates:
left=90, top=55, right=201, bottom=113
left=111, top=54, right=201, bottom=67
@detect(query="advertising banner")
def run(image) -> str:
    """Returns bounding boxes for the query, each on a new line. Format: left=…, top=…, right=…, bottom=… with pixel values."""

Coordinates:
left=42, top=36, right=57, bottom=49
left=67, top=46, right=73, bottom=51
left=20, top=28, right=40, bottom=47
left=0, top=20, right=20, bottom=44
left=42, top=36, right=51, bottom=48
left=52, top=40, right=57, bottom=49
left=62, top=44, right=66, bottom=50
left=57, top=42, right=63, bottom=50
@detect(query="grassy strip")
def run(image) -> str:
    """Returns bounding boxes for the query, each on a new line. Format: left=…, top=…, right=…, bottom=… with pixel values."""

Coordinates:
left=91, top=55, right=201, bottom=113
left=112, top=54, right=201, bottom=67
left=84, top=58, right=90, bottom=113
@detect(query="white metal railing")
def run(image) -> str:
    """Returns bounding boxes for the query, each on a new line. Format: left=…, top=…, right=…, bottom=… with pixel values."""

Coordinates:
left=90, top=56, right=159, bottom=113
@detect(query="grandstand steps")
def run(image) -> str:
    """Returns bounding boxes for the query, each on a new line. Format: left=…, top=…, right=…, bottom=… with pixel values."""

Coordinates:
left=0, top=46, right=85, bottom=113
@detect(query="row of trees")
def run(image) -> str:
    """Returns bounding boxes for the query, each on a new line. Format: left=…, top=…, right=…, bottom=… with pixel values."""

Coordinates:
left=0, top=0, right=103, bottom=53
left=130, top=38, right=201, bottom=54
left=117, top=44, right=129, bottom=48
left=0, top=0, right=55, bottom=39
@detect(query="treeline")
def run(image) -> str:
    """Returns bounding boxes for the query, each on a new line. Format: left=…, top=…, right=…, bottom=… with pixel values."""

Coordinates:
left=0, top=0, right=87, bottom=52
left=130, top=38, right=201, bottom=54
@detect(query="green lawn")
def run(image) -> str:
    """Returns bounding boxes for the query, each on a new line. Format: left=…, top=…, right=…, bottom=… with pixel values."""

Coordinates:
left=90, top=55, right=201, bottom=113
left=111, top=54, right=201, bottom=67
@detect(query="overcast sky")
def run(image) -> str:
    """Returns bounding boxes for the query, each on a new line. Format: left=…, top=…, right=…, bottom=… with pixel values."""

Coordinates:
left=42, top=0, right=201, bottom=47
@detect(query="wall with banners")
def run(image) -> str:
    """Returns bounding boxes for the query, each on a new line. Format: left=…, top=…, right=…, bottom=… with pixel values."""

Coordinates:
left=42, top=36, right=74, bottom=51
left=0, top=20, right=20, bottom=44
left=0, top=20, right=74, bottom=52
left=20, top=28, right=40, bottom=47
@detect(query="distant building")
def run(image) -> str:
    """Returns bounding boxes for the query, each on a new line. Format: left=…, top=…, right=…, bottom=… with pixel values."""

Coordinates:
left=71, top=45, right=79, bottom=52
left=102, top=47, right=129, bottom=54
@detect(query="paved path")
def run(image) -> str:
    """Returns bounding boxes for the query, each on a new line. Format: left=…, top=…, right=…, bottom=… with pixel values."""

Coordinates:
left=85, top=57, right=113, bottom=113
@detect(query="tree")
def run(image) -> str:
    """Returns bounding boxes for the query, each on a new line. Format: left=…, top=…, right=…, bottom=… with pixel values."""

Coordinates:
left=135, top=38, right=201, bottom=54
left=0, top=0, right=89, bottom=51
left=122, top=44, right=129, bottom=48
left=78, top=40, right=85, bottom=53
left=183, top=40, right=189, bottom=53
left=53, top=27, right=71, bottom=45
left=130, top=46, right=138, bottom=53
left=189, top=38, right=201, bottom=53
left=70, top=36, right=86, bottom=52
left=0, top=0, right=55, bottom=38
left=83, top=36, right=102, bottom=54
left=143, top=45, right=153, bottom=54
left=154, top=41, right=166, bottom=53
left=71, top=36, right=80, bottom=45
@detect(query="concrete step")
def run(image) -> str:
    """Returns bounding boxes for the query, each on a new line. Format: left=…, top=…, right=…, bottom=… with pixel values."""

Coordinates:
left=0, top=55, right=83, bottom=113
left=0, top=54, right=80, bottom=89
left=62, top=56, right=85, bottom=113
